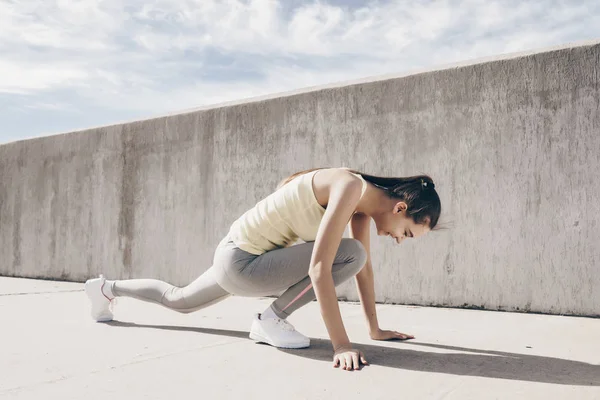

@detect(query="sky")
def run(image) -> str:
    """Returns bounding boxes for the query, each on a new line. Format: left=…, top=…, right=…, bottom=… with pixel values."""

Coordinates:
left=1, top=0, right=599, bottom=144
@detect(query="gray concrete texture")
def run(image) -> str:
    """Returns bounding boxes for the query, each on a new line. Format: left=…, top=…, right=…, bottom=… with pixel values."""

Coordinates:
left=1, top=277, right=599, bottom=399
left=1, top=41, right=599, bottom=316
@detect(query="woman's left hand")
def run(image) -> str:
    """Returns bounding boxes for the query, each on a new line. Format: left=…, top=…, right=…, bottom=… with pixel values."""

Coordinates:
left=370, top=328, right=414, bottom=341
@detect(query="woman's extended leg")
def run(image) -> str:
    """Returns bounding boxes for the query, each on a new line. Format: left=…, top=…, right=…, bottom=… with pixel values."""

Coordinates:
left=107, top=266, right=231, bottom=313
left=85, top=266, right=231, bottom=322
left=85, top=236, right=236, bottom=321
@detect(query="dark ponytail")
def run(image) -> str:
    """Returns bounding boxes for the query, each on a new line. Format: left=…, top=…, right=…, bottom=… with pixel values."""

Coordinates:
left=278, top=167, right=441, bottom=229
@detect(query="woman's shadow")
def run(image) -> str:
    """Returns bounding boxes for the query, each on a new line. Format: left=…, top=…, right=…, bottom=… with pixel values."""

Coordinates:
left=107, top=320, right=599, bottom=386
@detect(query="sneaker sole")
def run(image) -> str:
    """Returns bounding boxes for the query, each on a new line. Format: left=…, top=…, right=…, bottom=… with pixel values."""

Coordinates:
left=95, top=314, right=113, bottom=323
left=249, top=331, right=310, bottom=349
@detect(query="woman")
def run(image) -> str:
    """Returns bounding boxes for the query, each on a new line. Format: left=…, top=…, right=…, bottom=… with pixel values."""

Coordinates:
left=85, top=167, right=441, bottom=371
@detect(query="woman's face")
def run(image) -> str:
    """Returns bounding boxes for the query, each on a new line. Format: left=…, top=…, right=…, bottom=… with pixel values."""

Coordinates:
left=373, top=202, right=430, bottom=245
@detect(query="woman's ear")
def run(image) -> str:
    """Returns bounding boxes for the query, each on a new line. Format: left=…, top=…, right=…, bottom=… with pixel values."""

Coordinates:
left=394, top=202, right=408, bottom=214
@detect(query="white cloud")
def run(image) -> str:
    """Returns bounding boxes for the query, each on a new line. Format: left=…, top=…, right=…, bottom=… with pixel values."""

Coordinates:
left=0, top=60, right=89, bottom=92
left=23, top=101, right=75, bottom=111
left=1, top=0, right=599, bottom=139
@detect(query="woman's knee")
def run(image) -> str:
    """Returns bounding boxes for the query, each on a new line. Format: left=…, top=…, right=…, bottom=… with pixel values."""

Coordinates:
left=162, top=276, right=233, bottom=313
left=160, top=287, right=191, bottom=312
left=338, top=238, right=368, bottom=271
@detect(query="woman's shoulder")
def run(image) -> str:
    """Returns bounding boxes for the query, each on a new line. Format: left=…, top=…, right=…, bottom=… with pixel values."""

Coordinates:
left=311, top=168, right=364, bottom=208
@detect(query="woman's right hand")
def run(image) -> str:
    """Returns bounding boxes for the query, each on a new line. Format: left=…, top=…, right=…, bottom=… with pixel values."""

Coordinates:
left=333, top=346, right=368, bottom=371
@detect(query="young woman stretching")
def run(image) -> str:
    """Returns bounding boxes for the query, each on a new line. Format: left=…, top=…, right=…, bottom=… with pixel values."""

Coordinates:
left=85, top=167, right=441, bottom=371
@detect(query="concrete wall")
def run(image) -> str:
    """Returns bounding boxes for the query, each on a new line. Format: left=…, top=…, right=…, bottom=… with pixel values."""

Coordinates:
left=1, top=41, right=599, bottom=316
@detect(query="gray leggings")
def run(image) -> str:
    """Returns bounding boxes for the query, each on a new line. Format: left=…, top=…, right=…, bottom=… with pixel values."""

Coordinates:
left=110, top=236, right=368, bottom=319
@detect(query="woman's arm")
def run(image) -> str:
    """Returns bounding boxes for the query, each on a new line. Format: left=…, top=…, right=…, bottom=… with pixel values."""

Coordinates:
left=308, top=172, right=367, bottom=370
left=309, top=174, right=362, bottom=349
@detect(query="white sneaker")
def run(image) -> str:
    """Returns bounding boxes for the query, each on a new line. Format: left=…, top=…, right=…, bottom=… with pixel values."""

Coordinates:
left=84, top=275, right=113, bottom=322
left=249, top=313, right=310, bottom=349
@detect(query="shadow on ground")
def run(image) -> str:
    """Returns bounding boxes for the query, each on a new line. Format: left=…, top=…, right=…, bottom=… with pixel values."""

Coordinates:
left=107, top=320, right=599, bottom=386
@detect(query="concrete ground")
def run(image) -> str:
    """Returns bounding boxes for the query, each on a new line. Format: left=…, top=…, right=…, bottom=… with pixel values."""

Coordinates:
left=1, top=277, right=599, bottom=400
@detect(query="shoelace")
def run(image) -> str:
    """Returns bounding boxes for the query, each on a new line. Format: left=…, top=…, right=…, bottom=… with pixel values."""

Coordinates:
left=275, top=318, right=296, bottom=332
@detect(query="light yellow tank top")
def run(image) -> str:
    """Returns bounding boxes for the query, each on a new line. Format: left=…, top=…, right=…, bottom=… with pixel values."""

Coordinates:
left=228, top=169, right=368, bottom=255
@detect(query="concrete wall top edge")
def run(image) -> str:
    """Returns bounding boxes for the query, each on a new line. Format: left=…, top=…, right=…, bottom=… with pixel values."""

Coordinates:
left=2, top=37, right=599, bottom=147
